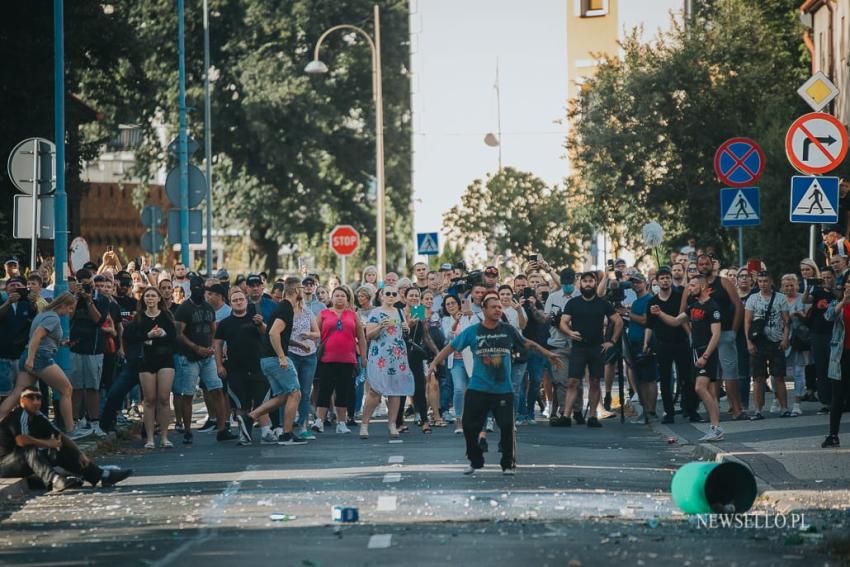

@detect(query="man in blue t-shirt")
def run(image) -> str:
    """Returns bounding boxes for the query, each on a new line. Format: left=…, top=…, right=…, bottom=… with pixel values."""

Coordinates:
left=623, top=272, right=659, bottom=421
left=428, top=293, right=562, bottom=475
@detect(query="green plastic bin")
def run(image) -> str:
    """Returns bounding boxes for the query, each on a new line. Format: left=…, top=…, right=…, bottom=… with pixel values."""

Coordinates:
left=671, top=461, right=757, bottom=514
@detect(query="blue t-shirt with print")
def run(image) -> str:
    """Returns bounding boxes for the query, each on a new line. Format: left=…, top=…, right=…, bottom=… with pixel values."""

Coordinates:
left=451, top=321, right=525, bottom=394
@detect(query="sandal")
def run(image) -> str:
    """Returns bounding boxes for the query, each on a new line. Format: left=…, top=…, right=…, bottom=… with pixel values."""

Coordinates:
left=422, top=423, right=432, bottom=434
left=144, top=441, right=155, bottom=449
left=162, top=439, right=174, bottom=448
left=398, top=425, right=409, bottom=434
left=432, top=420, right=448, bottom=427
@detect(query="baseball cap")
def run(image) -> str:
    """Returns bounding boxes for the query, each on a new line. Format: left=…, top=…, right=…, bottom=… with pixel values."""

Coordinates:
left=5, top=276, right=26, bottom=287
left=614, top=258, right=627, bottom=266
left=4, top=256, right=19, bottom=265
left=214, top=269, right=230, bottom=281
left=440, top=263, right=453, bottom=271
left=20, top=386, right=41, bottom=399
left=559, top=267, right=576, bottom=284
left=189, top=275, right=206, bottom=290
left=302, top=276, right=317, bottom=286
left=82, top=261, right=98, bottom=271
left=207, top=283, right=228, bottom=297
left=629, top=272, right=647, bottom=283
left=246, top=274, right=263, bottom=286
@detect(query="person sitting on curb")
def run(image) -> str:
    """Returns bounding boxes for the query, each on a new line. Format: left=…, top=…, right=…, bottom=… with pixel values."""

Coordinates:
left=0, top=386, right=133, bottom=492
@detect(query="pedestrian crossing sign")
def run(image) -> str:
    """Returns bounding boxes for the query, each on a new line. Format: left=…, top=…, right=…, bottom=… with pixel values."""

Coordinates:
left=720, top=187, right=760, bottom=227
left=789, top=176, right=839, bottom=223
left=416, top=232, right=440, bottom=255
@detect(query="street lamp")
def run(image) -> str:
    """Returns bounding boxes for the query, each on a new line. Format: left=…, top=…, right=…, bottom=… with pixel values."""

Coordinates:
left=305, top=4, right=386, bottom=280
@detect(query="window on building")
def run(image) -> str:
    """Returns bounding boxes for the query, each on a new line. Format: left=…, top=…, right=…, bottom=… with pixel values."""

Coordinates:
left=579, top=0, right=608, bottom=17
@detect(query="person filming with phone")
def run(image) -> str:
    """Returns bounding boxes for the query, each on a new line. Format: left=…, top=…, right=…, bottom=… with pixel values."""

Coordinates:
left=0, top=277, right=38, bottom=400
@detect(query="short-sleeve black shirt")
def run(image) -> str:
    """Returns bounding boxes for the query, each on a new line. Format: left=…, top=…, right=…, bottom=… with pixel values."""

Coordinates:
left=215, top=313, right=263, bottom=372
left=174, top=299, right=216, bottom=360
left=563, top=296, right=615, bottom=347
left=0, top=407, right=60, bottom=458
left=262, top=299, right=295, bottom=358
left=687, top=298, right=722, bottom=351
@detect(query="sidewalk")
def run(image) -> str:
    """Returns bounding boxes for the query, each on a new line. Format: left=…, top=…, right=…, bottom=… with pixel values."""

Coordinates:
left=647, top=392, right=850, bottom=512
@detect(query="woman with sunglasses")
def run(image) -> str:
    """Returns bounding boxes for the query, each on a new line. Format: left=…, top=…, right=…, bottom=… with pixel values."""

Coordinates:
left=440, top=294, right=477, bottom=434
left=312, top=287, right=367, bottom=434
left=361, top=286, right=415, bottom=439
left=135, top=286, right=177, bottom=449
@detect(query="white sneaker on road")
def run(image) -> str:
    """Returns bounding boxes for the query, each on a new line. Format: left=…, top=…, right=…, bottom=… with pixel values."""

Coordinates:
left=68, top=422, right=92, bottom=440
left=698, top=426, right=725, bottom=442
left=336, top=422, right=351, bottom=434
left=791, top=403, right=803, bottom=416
left=454, top=427, right=464, bottom=435
left=311, top=419, right=324, bottom=433
left=260, top=431, right=279, bottom=444
left=769, top=399, right=780, bottom=414
left=463, top=464, right=477, bottom=475
left=485, top=417, right=495, bottom=432
left=91, top=423, right=107, bottom=438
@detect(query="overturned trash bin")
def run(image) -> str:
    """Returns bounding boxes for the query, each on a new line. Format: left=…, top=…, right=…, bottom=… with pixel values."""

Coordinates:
left=671, top=461, right=757, bottom=514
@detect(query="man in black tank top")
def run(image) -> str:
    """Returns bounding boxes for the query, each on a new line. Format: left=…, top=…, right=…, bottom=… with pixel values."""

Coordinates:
left=680, top=254, right=744, bottom=414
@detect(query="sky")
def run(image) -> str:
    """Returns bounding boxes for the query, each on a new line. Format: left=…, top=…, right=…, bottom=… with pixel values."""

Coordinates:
left=409, top=0, right=682, bottom=258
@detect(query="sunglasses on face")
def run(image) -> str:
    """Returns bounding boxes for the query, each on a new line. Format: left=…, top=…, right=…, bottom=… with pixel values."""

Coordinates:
left=23, top=394, right=42, bottom=400
left=687, top=267, right=697, bottom=272
left=383, top=292, right=399, bottom=297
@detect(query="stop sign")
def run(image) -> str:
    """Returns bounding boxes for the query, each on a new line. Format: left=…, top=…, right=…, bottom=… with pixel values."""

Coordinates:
left=329, top=225, right=359, bottom=256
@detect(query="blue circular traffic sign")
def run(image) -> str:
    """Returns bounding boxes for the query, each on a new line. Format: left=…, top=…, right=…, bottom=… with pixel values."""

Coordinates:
left=713, top=137, right=765, bottom=187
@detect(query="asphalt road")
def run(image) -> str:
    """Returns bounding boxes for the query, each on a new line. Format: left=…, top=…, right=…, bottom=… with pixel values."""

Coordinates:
left=0, top=415, right=840, bottom=566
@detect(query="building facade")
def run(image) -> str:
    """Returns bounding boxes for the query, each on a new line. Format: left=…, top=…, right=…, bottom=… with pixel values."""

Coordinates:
left=802, top=0, right=850, bottom=128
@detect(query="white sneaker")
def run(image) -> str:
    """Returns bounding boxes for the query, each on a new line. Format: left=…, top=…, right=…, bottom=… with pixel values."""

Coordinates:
left=336, top=422, right=351, bottom=434
left=68, top=422, right=92, bottom=440
left=485, top=417, right=495, bottom=432
left=698, top=426, right=725, bottom=442
left=91, top=423, right=107, bottom=438
left=462, top=464, right=477, bottom=475
left=502, top=467, right=516, bottom=476
left=237, top=430, right=252, bottom=446
left=769, top=399, right=780, bottom=414
left=260, top=431, right=279, bottom=444
left=454, top=427, right=464, bottom=435
left=311, top=419, right=324, bottom=433
left=791, top=403, right=803, bottom=417
left=542, top=402, right=552, bottom=419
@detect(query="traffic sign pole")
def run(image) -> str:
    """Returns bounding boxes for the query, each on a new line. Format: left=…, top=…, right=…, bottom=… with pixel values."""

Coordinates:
left=30, top=138, right=40, bottom=269
left=738, top=227, right=744, bottom=267
left=53, top=0, right=70, bottom=376
left=177, top=0, right=190, bottom=266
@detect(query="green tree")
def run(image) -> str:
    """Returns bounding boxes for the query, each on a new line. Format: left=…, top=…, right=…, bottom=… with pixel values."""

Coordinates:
left=442, top=167, right=588, bottom=269
left=567, top=0, right=844, bottom=274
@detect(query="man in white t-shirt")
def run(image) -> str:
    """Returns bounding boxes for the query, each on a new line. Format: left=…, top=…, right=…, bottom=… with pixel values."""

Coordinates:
left=544, top=268, right=583, bottom=424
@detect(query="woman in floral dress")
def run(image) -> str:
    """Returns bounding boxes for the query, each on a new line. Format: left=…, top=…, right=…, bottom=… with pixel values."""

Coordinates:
left=361, top=286, right=415, bottom=439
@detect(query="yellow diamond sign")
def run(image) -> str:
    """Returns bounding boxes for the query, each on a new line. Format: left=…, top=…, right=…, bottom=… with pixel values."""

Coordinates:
left=798, top=71, right=840, bottom=112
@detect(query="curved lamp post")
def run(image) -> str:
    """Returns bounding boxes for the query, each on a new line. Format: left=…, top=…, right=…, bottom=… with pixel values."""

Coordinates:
left=305, top=5, right=386, bottom=280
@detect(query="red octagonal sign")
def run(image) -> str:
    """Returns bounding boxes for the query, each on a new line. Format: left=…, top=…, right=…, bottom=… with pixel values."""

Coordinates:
left=329, top=225, right=359, bottom=256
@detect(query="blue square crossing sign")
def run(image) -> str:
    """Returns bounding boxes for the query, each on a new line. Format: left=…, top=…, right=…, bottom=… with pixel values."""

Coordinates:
left=789, top=176, right=839, bottom=223
left=720, top=187, right=760, bottom=227
left=416, top=232, right=439, bottom=255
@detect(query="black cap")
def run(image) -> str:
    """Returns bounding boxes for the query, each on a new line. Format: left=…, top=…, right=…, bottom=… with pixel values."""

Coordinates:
left=5, top=276, right=26, bottom=287
left=302, top=276, right=317, bottom=285
left=82, top=261, right=98, bottom=271
left=246, top=274, right=263, bottom=286
left=207, top=283, right=228, bottom=297
left=559, top=267, right=576, bottom=284
left=189, top=275, right=206, bottom=290
left=4, top=256, right=19, bottom=265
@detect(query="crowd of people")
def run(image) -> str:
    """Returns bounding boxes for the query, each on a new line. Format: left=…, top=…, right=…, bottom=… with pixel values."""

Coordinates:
left=1, top=231, right=850, bottom=485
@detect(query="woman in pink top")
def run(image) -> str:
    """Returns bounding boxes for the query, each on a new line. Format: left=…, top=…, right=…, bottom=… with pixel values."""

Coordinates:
left=311, top=287, right=367, bottom=434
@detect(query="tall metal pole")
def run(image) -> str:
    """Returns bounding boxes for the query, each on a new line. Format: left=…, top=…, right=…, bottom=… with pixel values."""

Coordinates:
left=374, top=4, right=387, bottom=281
left=30, top=139, right=40, bottom=268
left=809, top=225, right=816, bottom=259
left=53, top=0, right=70, bottom=374
left=495, top=58, right=502, bottom=171
left=177, top=0, right=191, bottom=266
left=737, top=227, right=744, bottom=267
left=203, top=0, right=213, bottom=274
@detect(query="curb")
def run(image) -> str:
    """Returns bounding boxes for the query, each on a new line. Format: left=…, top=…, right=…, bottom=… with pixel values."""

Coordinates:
left=0, top=478, right=30, bottom=502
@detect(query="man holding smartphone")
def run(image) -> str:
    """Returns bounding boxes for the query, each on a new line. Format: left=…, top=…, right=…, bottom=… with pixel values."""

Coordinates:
left=0, top=277, right=37, bottom=398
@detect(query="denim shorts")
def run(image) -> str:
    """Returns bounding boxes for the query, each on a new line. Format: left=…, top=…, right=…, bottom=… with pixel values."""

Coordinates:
left=69, top=352, right=104, bottom=390
left=0, top=358, right=19, bottom=395
left=260, top=356, right=300, bottom=397
left=173, top=355, right=222, bottom=396
left=18, top=349, right=57, bottom=374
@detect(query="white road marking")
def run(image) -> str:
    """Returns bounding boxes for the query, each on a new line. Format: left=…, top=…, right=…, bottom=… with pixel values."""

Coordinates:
left=376, top=495, right=397, bottom=511
left=382, top=473, right=402, bottom=483
left=388, top=455, right=404, bottom=464
left=368, top=534, right=392, bottom=549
